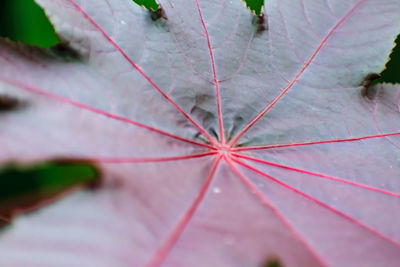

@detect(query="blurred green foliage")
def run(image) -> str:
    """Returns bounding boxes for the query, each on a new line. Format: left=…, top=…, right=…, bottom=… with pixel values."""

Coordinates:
left=0, top=0, right=58, bottom=47
left=0, top=162, right=99, bottom=200
left=264, top=258, right=282, bottom=267
left=0, top=162, right=99, bottom=225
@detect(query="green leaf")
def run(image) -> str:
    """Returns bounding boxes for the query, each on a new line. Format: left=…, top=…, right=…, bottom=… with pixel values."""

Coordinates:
left=244, top=0, right=264, bottom=15
left=0, top=161, right=100, bottom=226
left=0, top=0, right=58, bottom=47
left=378, top=34, right=400, bottom=84
left=133, top=0, right=159, bottom=11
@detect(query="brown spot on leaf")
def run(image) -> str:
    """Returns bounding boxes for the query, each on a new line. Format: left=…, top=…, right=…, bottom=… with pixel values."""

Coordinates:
left=253, top=13, right=268, bottom=33
left=361, top=73, right=381, bottom=100
left=150, top=6, right=168, bottom=21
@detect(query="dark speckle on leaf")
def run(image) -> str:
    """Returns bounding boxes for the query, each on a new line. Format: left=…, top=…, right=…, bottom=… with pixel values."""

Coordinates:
left=209, top=127, right=218, bottom=140
left=150, top=6, right=168, bottom=21
left=0, top=94, right=20, bottom=112
left=49, top=43, right=81, bottom=61
left=227, top=114, right=245, bottom=141
left=253, top=13, right=268, bottom=33
left=360, top=73, right=381, bottom=100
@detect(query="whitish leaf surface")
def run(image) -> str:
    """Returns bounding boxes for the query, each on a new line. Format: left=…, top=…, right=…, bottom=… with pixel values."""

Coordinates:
left=0, top=0, right=400, bottom=266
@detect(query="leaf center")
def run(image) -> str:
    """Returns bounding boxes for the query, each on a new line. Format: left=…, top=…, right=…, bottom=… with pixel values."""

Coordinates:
left=217, top=145, right=231, bottom=157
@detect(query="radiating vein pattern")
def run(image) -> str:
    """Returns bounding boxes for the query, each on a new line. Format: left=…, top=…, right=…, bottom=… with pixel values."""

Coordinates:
left=195, top=0, right=225, bottom=145
left=232, top=157, right=400, bottom=248
left=0, top=76, right=215, bottom=150
left=80, top=151, right=217, bottom=164
left=67, top=0, right=218, bottom=147
left=1, top=0, right=400, bottom=266
left=225, top=157, right=327, bottom=266
left=232, top=132, right=400, bottom=151
left=232, top=153, right=400, bottom=197
left=146, top=156, right=222, bottom=267
left=228, top=0, right=367, bottom=147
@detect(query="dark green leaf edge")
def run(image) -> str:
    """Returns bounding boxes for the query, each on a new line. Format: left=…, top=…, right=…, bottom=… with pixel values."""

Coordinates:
left=132, top=0, right=160, bottom=11
left=241, top=0, right=264, bottom=15
left=0, top=161, right=101, bottom=229
left=376, top=33, right=400, bottom=84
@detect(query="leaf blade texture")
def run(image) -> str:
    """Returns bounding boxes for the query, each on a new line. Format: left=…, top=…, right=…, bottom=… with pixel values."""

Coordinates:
left=0, top=0, right=400, bottom=266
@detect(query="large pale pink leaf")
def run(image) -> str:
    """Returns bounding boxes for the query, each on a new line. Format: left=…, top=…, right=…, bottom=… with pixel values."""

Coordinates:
left=0, top=0, right=400, bottom=266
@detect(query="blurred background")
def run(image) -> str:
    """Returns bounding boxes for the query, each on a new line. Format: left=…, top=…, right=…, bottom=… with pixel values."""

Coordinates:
left=0, top=0, right=399, bottom=224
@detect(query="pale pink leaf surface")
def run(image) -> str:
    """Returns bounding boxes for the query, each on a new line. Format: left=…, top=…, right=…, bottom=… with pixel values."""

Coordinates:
left=0, top=0, right=400, bottom=266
